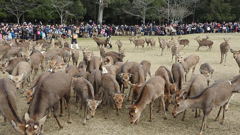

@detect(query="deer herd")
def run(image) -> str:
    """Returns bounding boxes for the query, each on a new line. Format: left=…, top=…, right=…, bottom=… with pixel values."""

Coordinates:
left=0, top=34, right=239, bottom=135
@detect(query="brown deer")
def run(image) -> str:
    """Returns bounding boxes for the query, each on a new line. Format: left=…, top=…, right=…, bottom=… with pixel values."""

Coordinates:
left=155, top=66, right=176, bottom=111
left=199, top=63, right=214, bottom=79
left=158, top=37, right=166, bottom=56
left=230, top=49, right=240, bottom=73
left=178, top=37, right=190, bottom=47
left=0, top=78, right=25, bottom=134
left=100, top=73, right=125, bottom=118
left=116, top=39, right=123, bottom=52
left=128, top=76, right=167, bottom=124
left=93, top=36, right=112, bottom=48
left=175, top=74, right=208, bottom=121
left=220, top=38, right=230, bottom=64
left=171, top=63, right=185, bottom=90
left=172, top=75, right=240, bottom=135
left=140, top=60, right=151, bottom=79
left=132, top=39, right=145, bottom=48
left=177, top=54, right=200, bottom=81
left=72, top=77, right=101, bottom=125
left=24, top=72, right=72, bottom=135
left=195, top=36, right=214, bottom=51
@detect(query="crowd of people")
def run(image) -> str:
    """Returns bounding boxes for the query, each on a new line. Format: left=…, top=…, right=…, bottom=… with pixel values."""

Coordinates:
left=0, top=22, right=240, bottom=41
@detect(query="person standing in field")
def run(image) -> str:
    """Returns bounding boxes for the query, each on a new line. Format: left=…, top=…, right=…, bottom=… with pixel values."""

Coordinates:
left=71, top=31, right=79, bottom=49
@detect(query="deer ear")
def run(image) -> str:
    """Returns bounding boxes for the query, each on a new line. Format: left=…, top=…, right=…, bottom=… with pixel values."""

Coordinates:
left=24, top=113, right=30, bottom=122
left=38, top=115, right=47, bottom=126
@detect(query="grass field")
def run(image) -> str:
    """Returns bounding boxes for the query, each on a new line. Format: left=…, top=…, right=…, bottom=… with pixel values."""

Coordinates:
left=1, top=33, right=240, bottom=135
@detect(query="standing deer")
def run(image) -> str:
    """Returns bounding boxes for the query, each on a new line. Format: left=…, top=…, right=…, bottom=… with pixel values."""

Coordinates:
left=220, top=38, right=230, bottom=64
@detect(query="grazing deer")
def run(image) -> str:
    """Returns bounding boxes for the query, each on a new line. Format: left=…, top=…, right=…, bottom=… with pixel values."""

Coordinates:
left=175, top=74, right=208, bottom=121
left=0, top=78, right=25, bottom=134
left=100, top=73, right=125, bottom=118
left=155, top=66, right=176, bottom=111
left=24, top=72, right=72, bottom=135
left=173, top=75, right=240, bottom=135
left=128, top=76, right=167, bottom=124
left=72, top=77, right=101, bottom=125
left=220, top=38, right=230, bottom=64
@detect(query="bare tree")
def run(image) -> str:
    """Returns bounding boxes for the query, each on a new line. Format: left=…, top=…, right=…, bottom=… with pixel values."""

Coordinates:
left=2, top=0, right=39, bottom=24
left=157, top=0, right=199, bottom=23
left=123, top=0, right=155, bottom=25
left=51, top=0, right=74, bottom=24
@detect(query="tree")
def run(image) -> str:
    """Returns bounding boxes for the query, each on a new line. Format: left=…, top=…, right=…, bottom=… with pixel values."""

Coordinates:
left=97, top=0, right=110, bottom=25
left=50, top=0, right=74, bottom=24
left=123, top=0, right=155, bottom=25
left=1, top=0, right=40, bottom=24
left=196, top=0, right=235, bottom=22
left=157, top=0, right=199, bottom=23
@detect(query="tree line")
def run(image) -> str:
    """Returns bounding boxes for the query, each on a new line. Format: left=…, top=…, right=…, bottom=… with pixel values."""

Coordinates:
left=0, top=0, right=239, bottom=25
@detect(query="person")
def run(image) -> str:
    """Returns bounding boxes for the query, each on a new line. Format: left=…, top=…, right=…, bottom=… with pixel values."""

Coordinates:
left=71, top=31, right=79, bottom=49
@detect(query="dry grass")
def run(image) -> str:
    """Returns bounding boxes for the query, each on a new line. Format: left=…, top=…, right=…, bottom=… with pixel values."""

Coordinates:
left=1, top=33, right=240, bottom=135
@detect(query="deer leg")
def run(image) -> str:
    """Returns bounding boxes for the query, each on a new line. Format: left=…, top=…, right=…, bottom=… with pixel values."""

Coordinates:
left=192, top=66, right=196, bottom=73
left=127, top=87, right=133, bottom=101
left=220, top=105, right=226, bottom=125
left=64, top=95, right=72, bottom=124
left=220, top=54, right=223, bottom=64
left=52, top=105, right=63, bottom=129
left=149, top=102, right=153, bottom=122
left=161, top=96, right=167, bottom=120
left=115, top=104, right=119, bottom=116
left=197, top=46, right=200, bottom=51
left=82, top=104, right=87, bottom=125
left=59, top=99, right=63, bottom=117
left=199, top=115, right=207, bottom=135
left=195, top=109, right=198, bottom=118
left=224, top=53, right=227, bottom=65
left=181, top=110, right=186, bottom=121
left=215, top=107, right=222, bottom=121
left=157, top=98, right=161, bottom=113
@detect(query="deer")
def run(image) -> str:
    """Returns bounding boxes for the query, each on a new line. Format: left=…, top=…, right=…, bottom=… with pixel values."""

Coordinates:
left=155, top=66, right=176, bottom=111
left=177, top=54, right=200, bottom=81
left=172, top=75, right=240, bottom=135
left=174, top=74, right=209, bottom=121
left=195, top=36, right=214, bottom=51
left=219, top=38, right=230, bottom=65
left=0, top=78, right=25, bottom=134
left=24, top=72, right=72, bottom=135
left=158, top=37, right=166, bottom=56
left=71, top=77, right=102, bottom=125
left=178, top=37, right=190, bottom=47
left=230, top=49, right=240, bottom=73
left=128, top=76, right=167, bottom=124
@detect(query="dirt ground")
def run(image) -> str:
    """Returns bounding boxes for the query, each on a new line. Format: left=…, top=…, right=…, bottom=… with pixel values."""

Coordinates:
left=1, top=33, right=240, bottom=135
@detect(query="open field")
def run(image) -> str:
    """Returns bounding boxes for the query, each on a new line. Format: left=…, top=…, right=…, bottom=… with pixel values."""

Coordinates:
left=1, top=33, right=240, bottom=135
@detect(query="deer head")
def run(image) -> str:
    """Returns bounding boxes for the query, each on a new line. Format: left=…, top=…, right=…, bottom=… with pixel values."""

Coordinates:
left=87, top=99, right=102, bottom=118
left=113, top=93, right=125, bottom=109
left=24, top=113, right=47, bottom=135
left=128, top=105, right=141, bottom=124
